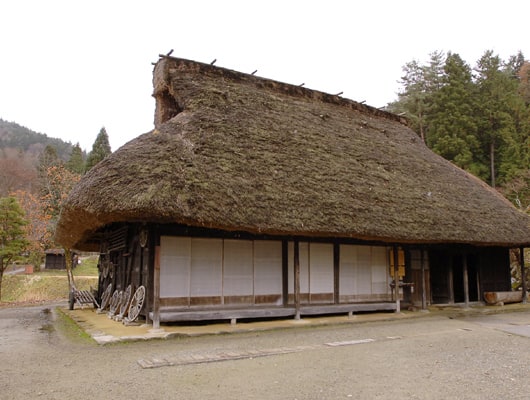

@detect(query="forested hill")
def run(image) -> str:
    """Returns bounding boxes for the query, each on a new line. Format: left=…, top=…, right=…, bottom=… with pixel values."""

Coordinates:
left=387, top=50, right=530, bottom=211
left=0, top=118, right=73, bottom=160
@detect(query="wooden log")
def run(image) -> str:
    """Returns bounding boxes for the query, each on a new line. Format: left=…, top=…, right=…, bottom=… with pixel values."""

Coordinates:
left=483, top=291, right=523, bottom=306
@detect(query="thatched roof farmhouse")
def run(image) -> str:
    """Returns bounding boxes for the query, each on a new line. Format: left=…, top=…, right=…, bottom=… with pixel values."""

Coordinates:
left=56, top=56, right=530, bottom=324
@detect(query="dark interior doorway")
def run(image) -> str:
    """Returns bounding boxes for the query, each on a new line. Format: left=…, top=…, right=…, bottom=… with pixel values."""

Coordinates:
left=429, top=251, right=480, bottom=304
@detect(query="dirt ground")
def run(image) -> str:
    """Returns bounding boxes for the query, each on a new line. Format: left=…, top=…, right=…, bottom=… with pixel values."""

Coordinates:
left=2, top=303, right=530, bottom=399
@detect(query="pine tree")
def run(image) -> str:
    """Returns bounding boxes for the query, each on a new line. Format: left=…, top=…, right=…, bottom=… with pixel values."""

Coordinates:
left=85, top=127, right=112, bottom=172
left=0, top=197, right=29, bottom=300
left=66, top=143, right=85, bottom=174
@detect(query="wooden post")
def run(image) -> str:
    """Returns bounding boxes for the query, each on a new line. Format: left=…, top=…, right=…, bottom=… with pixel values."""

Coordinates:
left=448, top=257, right=454, bottom=304
left=421, top=248, right=427, bottom=311
left=333, top=243, right=340, bottom=304
left=294, top=240, right=301, bottom=320
left=476, top=268, right=480, bottom=303
left=393, top=245, right=400, bottom=313
left=521, top=247, right=527, bottom=304
left=153, top=245, right=161, bottom=330
left=463, top=254, right=469, bottom=307
left=282, top=241, right=289, bottom=306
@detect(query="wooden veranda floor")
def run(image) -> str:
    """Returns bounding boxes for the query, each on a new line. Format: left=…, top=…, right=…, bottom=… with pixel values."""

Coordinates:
left=149, top=302, right=397, bottom=323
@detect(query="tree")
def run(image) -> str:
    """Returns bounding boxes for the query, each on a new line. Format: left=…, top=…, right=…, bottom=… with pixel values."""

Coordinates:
left=38, top=163, right=80, bottom=289
left=0, top=197, right=29, bottom=300
left=389, top=51, right=445, bottom=142
left=85, top=127, right=112, bottom=172
left=0, top=148, right=37, bottom=196
left=38, top=145, right=60, bottom=175
left=427, top=53, right=484, bottom=176
left=11, top=190, right=52, bottom=268
left=517, top=61, right=530, bottom=104
left=392, top=49, right=529, bottom=212
left=474, top=50, right=520, bottom=188
left=66, top=143, right=85, bottom=174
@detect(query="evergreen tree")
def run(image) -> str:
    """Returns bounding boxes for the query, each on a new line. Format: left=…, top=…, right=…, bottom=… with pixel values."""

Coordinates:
left=389, top=51, right=445, bottom=142
left=85, top=127, right=112, bottom=172
left=66, top=143, right=85, bottom=174
left=392, top=49, right=529, bottom=209
left=0, top=196, right=29, bottom=300
left=427, top=53, right=484, bottom=176
left=516, top=61, right=530, bottom=105
left=474, top=51, right=520, bottom=187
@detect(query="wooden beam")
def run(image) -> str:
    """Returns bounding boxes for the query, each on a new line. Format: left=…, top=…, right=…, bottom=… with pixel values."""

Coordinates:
left=148, top=302, right=397, bottom=323
left=521, top=247, right=527, bottom=304
left=463, top=254, right=469, bottom=307
left=393, top=245, right=400, bottom=313
left=421, top=248, right=427, bottom=310
left=153, top=245, right=161, bottom=329
left=282, top=241, right=288, bottom=306
left=333, top=243, right=340, bottom=304
left=294, top=240, right=301, bottom=320
left=448, top=257, right=454, bottom=304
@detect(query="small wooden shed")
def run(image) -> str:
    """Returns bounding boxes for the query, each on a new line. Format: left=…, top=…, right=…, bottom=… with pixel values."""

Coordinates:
left=55, top=56, right=530, bottom=325
left=45, top=249, right=66, bottom=270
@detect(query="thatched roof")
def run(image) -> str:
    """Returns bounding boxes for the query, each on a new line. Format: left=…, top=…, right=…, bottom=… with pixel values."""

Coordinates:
left=56, top=56, right=530, bottom=250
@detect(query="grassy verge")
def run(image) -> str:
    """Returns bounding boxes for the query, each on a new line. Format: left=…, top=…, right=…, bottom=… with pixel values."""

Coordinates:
left=1, top=255, right=99, bottom=304
left=55, top=307, right=96, bottom=344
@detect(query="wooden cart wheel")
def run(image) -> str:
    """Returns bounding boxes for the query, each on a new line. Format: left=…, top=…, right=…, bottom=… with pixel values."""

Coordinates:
left=109, top=290, right=121, bottom=315
left=119, top=285, right=132, bottom=316
left=126, top=286, right=145, bottom=323
left=99, top=283, right=113, bottom=310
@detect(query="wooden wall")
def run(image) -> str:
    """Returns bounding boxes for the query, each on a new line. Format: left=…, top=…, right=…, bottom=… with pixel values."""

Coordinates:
left=94, top=223, right=514, bottom=318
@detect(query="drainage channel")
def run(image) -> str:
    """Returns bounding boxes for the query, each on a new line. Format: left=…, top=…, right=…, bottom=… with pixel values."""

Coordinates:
left=138, top=338, right=379, bottom=369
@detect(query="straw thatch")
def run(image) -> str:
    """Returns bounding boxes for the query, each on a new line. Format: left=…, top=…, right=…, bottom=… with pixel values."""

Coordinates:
left=56, top=56, right=530, bottom=250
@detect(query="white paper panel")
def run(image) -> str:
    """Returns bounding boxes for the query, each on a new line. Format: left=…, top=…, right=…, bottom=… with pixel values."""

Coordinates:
left=190, top=238, right=223, bottom=296
left=340, top=244, right=390, bottom=296
left=223, top=239, right=253, bottom=296
left=371, top=246, right=390, bottom=294
left=254, top=240, right=282, bottom=295
left=309, top=243, right=334, bottom=293
left=339, top=244, right=357, bottom=295
left=160, top=236, right=190, bottom=298
left=356, top=246, right=372, bottom=295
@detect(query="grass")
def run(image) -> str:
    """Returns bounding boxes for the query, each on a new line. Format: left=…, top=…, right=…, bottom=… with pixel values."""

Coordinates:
left=1, top=255, right=99, bottom=304
left=55, top=307, right=96, bottom=344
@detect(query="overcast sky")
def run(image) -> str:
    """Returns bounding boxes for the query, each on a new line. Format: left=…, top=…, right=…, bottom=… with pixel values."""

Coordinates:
left=1, top=0, right=528, bottom=152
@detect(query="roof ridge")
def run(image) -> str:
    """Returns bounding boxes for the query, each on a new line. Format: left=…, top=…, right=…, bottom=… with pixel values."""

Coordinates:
left=156, top=55, right=408, bottom=126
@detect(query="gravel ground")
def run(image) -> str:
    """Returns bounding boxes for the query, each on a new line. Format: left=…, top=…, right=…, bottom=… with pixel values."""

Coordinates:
left=2, top=303, right=530, bottom=399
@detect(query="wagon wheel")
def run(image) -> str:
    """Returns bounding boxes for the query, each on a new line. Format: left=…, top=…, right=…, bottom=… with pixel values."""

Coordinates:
left=99, top=283, right=113, bottom=310
left=126, top=286, right=145, bottom=323
left=109, top=290, right=121, bottom=315
left=119, top=285, right=132, bottom=316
